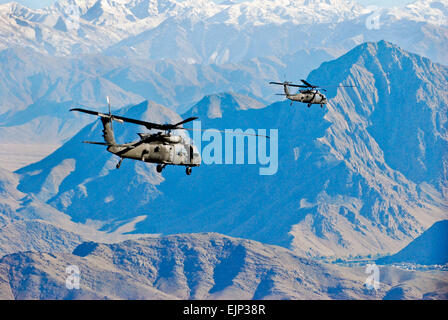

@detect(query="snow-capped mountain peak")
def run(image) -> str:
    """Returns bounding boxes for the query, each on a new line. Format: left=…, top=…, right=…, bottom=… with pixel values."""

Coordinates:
left=389, top=0, right=448, bottom=26
left=0, top=0, right=446, bottom=62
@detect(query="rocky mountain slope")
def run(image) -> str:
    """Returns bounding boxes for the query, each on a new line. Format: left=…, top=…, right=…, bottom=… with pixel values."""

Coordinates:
left=0, top=47, right=277, bottom=116
left=13, top=41, right=448, bottom=258
left=378, top=220, right=448, bottom=265
left=0, top=165, right=156, bottom=258
left=1, top=233, right=447, bottom=300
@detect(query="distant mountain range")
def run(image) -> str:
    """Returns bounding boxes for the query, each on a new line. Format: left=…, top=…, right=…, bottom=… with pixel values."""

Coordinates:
left=1, top=0, right=446, bottom=64
left=0, top=45, right=336, bottom=172
left=1, top=0, right=446, bottom=171
left=1, top=233, right=447, bottom=299
left=0, top=46, right=291, bottom=170
left=0, top=46, right=286, bottom=116
left=1, top=0, right=447, bottom=170
left=0, top=0, right=447, bottom=300
left=11, top=41, right=448, bottom=259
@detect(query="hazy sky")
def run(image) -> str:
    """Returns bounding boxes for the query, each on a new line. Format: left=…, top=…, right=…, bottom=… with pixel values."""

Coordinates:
left=0, top=0, right=416, bottom=9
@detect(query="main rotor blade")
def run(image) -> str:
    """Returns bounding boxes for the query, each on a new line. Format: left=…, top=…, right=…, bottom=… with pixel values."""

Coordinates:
left=320, top=85, right=357, bottom=88
left=71, top=108, right=106, bottom=117
left=180, top=128, right=270, bottom=139
left=300, top=79, right=315, bottom=87
left=173, top=117, right=199, bottom=127
left=70, top=108, right=195, bottom=130
left=317, top=85, right=357, bottom=92
left=269, top=81, right=308, bottom=88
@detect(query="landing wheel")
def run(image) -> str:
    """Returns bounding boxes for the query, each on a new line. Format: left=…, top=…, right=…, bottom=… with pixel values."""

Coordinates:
left=156, top=164, right=163, bottom=173
left=307, top=104, right=311, bottom=108
left=186, top=167, right=192, bottom=175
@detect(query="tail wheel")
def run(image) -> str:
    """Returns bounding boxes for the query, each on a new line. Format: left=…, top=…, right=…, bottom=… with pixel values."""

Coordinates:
left=156, top=164, right=163, bottom=173
left=186, top=167, right=192, bottom=175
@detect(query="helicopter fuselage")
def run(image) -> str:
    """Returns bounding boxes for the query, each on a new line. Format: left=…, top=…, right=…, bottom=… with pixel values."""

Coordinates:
left=270, top=81, right=329, bottom=107
left=286, top=89, right=327, bottom=105
left=108, top=137, right=201, bottom=167
left=271, top=79, right=355, bottom=107
left=70, top=108, right=203, bottom=175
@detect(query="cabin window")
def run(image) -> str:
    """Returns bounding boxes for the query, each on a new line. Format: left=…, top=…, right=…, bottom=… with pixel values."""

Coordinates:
left=154, top=146, right=160, bottom=152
